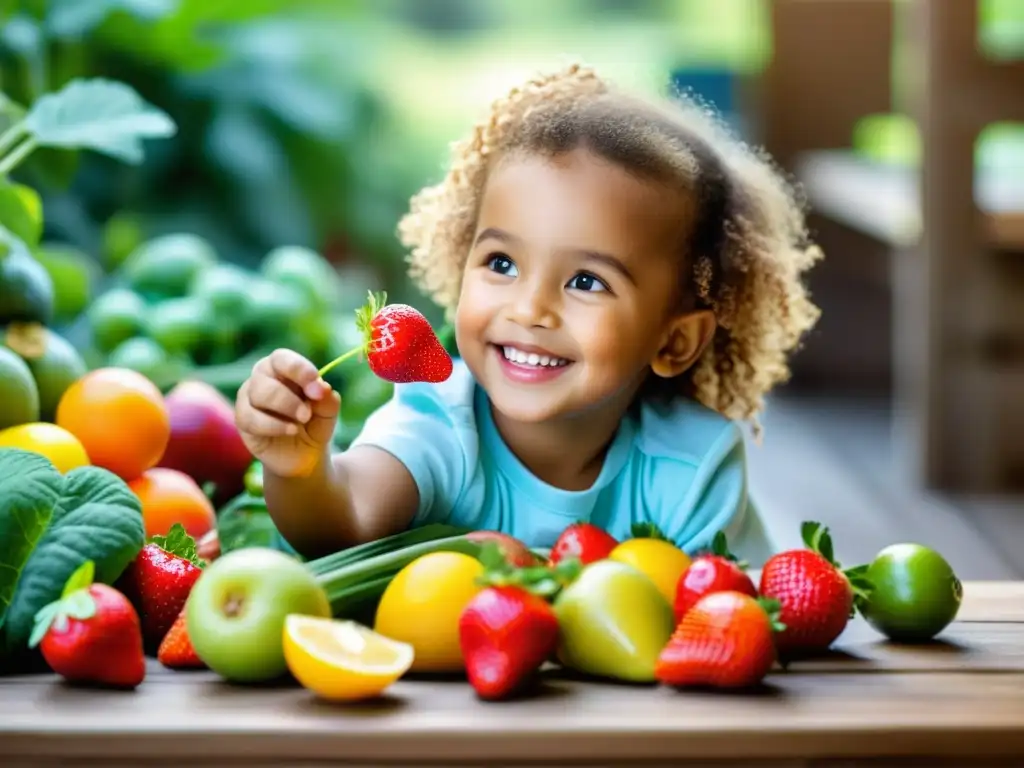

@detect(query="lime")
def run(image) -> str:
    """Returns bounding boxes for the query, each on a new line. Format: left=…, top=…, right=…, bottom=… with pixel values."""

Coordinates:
left=860, top=543, right=962, bottom=642
left=3, top=323, right=87, bottom=422
left=121, top=233, right=217, bottom=301
left=146, top=295, right=216, bottom=360
left=107, top=337, right=170, bottom=383
left=0, top=249, right=55, bottom=326
left=260, top=245, right=340, bottom=311
left=87, top=288, right=147, bottom=353
left=0, top=345, right=40, bottom=429
left=34, top=242, right=101, bottom=322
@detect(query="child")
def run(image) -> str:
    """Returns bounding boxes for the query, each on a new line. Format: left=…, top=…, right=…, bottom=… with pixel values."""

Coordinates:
left=234, top=63, right=823, bottom=566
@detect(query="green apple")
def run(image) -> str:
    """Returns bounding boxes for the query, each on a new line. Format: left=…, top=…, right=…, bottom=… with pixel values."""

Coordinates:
left=186, top=547, right=331, bottom=682
left=553, top=559, right=675, bottom=683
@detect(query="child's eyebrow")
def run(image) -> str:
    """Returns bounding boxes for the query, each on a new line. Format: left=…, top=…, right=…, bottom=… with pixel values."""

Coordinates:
left=575, top=249, right=635, bottom=285
left=475, top=226, right=635, bottom=285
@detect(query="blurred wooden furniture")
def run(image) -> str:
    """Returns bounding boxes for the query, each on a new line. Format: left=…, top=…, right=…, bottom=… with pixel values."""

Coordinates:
left=758, top=0, right=896, bottom=394
left=894, top=0, right=1024, bottom=493
left=3, top=581, right=1024, bottom=766
left=770, top=1, right=1024, bottom=493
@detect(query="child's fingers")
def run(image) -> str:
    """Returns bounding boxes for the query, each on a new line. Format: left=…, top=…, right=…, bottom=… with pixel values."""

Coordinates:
left=306, top=391, right=342, bottom=446
left=310, top=389, right=341, bottom=419
left=248, top=373, right=312, bottom=423
left=236, top=400, right=299, bottom=437
left=265, top=348, right=329, bottom=400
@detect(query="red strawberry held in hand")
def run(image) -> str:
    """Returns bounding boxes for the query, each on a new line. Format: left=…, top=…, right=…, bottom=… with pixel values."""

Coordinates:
left=674, top=531, right=757, bottom=623
left=29, top=560, right=146, bottom=689
left=548, top=522, right=619, bottom=566
left=157, top=608, right=206, bottom=670
left=116, top=523, right=204, bottom=653
left=758, top=521, right=870, bottom=658
left=319, top=290, right=453, bottom=384
left=459, top=542, right=579, bottom=701
left=655, top=591, right=783, bottom=689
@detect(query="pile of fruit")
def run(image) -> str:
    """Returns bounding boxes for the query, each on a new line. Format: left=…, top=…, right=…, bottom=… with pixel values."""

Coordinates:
left=19, top=505, right=963, bottom=704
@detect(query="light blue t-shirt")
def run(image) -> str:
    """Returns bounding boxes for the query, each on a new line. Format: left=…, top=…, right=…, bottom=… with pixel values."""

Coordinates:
left=349, top=360, right=775, bottom=566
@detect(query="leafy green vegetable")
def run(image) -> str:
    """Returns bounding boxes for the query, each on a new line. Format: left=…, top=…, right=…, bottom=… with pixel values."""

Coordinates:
left=216, top=492, right=296, bottom=557
left=23, top=78, right=177, bottom=163
left=46, top=0, right=180, bottom=38
left=0, top=450, right=61, bottom=633
left=0, top=448, right=145, bottom=657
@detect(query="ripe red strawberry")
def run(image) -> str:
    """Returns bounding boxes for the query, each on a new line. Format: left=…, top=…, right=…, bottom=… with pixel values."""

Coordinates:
left=29, top=560, right=146, bottom=689
left=548, top=522, right=619, bottom=566
left=157, top=609, right=206, bottom=669
left=458, top=542, right=577, bottom=700
left=318, top=291, right=453, bottom=384
left=116, top=523, right=204, bottom=653
left=655, top=591, right=782, bottom=689
left=674, top=531, right=757, bottom=623
left=758, top=521, right=869, bottom=658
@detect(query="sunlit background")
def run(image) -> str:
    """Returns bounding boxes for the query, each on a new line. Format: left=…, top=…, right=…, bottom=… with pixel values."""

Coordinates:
left=1, top=0, right=1022, bottom=579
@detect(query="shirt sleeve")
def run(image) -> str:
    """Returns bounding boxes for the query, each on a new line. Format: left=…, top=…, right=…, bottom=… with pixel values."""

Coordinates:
left=346, top=381, right=473, bottom=527
left=654, top=422, right=776, bottom=566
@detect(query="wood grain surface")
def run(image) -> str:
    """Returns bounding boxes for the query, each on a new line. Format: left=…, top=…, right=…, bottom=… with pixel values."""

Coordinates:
left=2, top=581, right=1024, bottom=766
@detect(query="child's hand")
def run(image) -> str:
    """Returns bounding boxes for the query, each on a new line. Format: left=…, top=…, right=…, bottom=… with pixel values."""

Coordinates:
left=235, top=348, right=341, bottom=478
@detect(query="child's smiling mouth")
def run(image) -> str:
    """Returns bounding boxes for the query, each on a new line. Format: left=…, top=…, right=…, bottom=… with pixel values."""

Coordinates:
left=490, top=342, right=573, bottom=383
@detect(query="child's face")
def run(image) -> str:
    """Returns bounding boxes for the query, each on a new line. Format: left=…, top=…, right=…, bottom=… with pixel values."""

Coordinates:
left=455, top=147, right=710, bottom=424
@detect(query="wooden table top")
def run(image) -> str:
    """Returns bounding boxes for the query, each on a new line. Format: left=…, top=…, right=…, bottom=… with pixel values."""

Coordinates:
left=3, top=580, right=1024, bottom=767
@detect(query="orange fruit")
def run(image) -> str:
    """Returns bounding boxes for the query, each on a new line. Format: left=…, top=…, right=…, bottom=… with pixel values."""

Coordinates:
left=56, top=367, right=170, bottom=481
left=129, top=467, right=217, bottom=540
left=129, top=466, right=217, bottom=536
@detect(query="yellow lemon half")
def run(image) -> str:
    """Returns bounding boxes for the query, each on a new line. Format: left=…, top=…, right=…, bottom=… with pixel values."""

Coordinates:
left=283, top=615, right=414, bottom=701
left=374, top=551, right=484, bottom=673
left=608, top=538, right=692, bottom=605
left=0, top=422, right=90, bottom=473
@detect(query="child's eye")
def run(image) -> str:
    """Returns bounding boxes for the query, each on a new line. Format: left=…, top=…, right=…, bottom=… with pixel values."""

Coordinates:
left=567, top=272, right=608, bottom=293
left=486, top=253, right=518, bottom=276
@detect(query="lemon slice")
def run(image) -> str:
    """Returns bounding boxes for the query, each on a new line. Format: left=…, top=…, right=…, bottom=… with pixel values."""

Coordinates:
left=283, top=615, right=414, bottom=701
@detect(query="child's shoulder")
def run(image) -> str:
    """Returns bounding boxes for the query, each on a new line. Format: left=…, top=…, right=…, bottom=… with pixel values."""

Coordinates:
left=633, top=395, right=743, bottom=469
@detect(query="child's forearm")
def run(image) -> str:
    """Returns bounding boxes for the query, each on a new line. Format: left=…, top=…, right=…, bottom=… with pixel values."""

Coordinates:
left=262, top=450, right=361, bottom=559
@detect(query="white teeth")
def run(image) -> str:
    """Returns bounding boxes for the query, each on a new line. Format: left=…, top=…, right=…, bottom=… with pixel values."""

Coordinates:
left=502, top=346, right=568, bottom=367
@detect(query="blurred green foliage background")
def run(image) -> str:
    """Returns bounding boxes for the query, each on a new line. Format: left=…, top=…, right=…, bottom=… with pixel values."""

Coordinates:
left=0, top=0, right=770, bottom=313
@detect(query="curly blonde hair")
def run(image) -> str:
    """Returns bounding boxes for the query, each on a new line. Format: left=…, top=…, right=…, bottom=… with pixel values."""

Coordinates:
left=398, top=63, right=822, bottom=433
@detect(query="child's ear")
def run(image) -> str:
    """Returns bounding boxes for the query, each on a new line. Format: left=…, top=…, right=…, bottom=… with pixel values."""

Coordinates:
left=650, top=309, right=716, bottom=379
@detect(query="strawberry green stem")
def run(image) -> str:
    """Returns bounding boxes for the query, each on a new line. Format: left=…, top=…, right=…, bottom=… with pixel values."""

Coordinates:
left=317, top=289, right=387, bottom=377
left=318, top=345, right=363, bottom=377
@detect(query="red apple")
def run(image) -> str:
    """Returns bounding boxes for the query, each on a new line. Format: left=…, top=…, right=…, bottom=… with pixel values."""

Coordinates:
left=158, top=380, right=253, bottom=505
left=466, top=530, right=541, bottom=568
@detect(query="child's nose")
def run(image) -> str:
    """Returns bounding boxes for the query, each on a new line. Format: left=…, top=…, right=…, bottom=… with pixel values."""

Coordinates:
left=507, top=282, right=560, bottom=329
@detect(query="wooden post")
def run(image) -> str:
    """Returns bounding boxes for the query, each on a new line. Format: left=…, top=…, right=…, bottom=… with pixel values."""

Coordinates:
left=898, top=0, right=1024, bottom=492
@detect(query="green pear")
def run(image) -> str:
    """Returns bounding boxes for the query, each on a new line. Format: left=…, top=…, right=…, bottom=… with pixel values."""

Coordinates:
left=553, top=559, right=676, bottom=683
